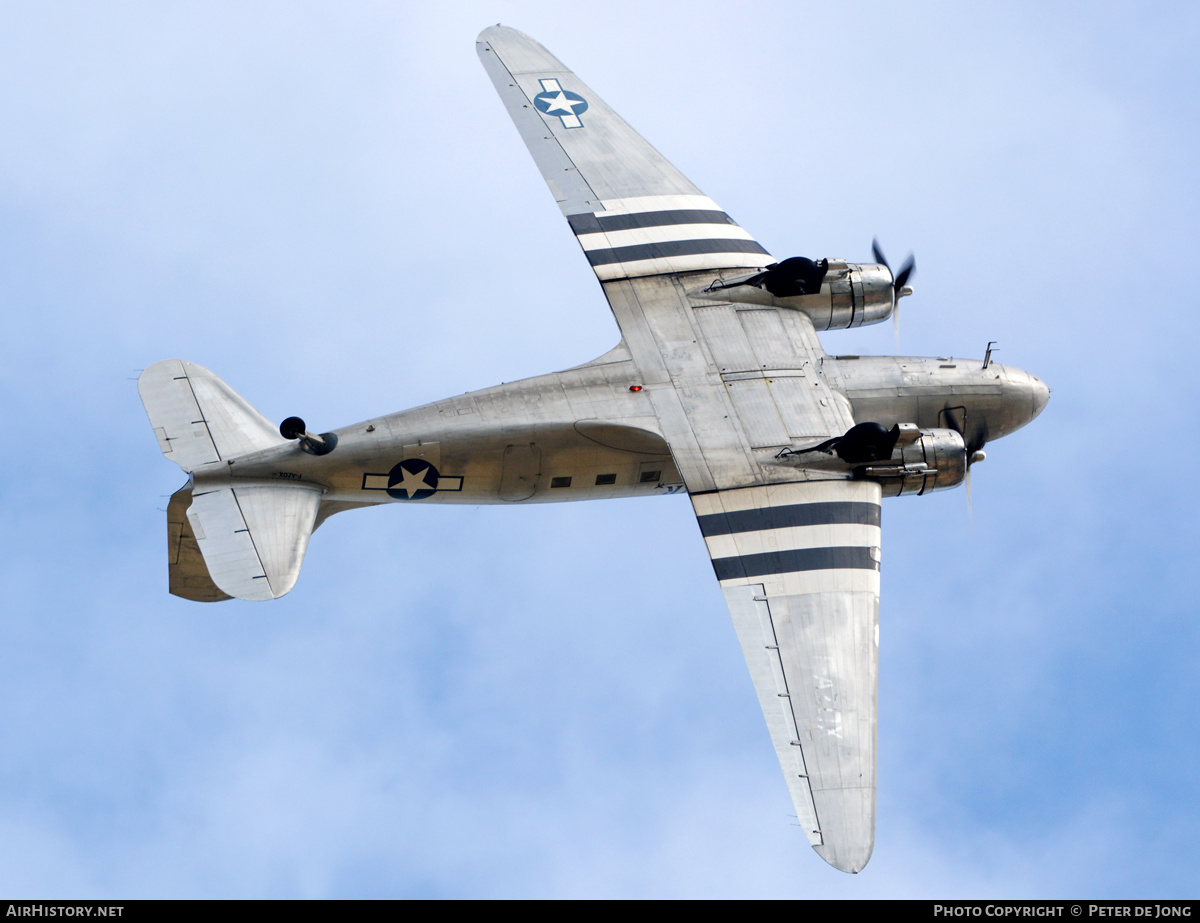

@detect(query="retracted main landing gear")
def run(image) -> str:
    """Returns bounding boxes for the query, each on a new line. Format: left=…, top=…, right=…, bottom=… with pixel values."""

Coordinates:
left=280, top=416, right=339, bottom=456
left=778, top=422, right=968, bottom=496
left=780, top=421, right=908, bottom=464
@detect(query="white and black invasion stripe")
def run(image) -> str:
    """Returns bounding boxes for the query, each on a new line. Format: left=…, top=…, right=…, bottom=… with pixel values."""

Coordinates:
left=568, top=194, right=773, bottom=281
left=691, top=481, right=882, bottom=595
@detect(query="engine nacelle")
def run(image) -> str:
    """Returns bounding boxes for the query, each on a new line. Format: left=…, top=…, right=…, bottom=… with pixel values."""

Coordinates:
left=857, top=425, right=966, bottom=497
left=695, top=257, right=897, bottom=330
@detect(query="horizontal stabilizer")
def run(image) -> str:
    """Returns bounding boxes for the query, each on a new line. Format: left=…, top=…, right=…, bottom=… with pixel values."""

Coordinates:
left=167, top=485, right=232, bottom=602
left=138, top=360, right=286, bottom=470
left=186, top=484, right=323, bottom=601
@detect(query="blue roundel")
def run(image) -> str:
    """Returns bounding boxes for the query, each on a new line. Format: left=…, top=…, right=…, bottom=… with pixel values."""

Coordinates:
left=386, top=458, right=439, bottom=500
left=533, top=89, right=588, bottom=118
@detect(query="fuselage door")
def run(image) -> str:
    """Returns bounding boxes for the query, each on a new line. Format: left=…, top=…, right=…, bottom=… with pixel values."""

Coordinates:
left=499, top=444, right=541, bottom=501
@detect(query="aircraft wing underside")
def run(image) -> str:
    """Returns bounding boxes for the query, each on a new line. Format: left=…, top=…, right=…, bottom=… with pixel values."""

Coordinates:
left=477, top=27, right=774, bottom=283
left=479, top=25, right=879, bottom=872
left=693, top=480, right=881, bottom=873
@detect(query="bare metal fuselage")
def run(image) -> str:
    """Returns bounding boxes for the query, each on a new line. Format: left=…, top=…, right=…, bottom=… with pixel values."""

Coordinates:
left=206, top=348, right=1048, bottom=513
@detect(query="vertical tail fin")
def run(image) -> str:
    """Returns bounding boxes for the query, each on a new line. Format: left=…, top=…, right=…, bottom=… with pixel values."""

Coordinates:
left=138, top=359, right=286, bottom=470
left=139, top=360, right=322, bottom=601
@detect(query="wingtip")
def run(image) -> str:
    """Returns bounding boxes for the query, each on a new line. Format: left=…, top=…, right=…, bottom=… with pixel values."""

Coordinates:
left=476, top=23, right=520, bottom=45
left=813, top=841, right=874, bottom=874
left=475, top=23, right=555, bottom=58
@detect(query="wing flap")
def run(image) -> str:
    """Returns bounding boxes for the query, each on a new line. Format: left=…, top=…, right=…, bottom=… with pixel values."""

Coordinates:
left=593, top=275, right=856, bottom=492
left=694, top=479, right=881, bottom=873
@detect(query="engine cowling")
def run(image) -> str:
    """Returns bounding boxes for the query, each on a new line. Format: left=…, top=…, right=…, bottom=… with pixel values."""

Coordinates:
left=824, top=260, right=895, bottom=330
left=696, top=257, right=897, bottom=330
left=857, top=425, right=966, bottom=497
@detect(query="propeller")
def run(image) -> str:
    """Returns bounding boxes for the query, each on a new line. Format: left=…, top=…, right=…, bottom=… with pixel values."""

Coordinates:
left=961, top=424, right=988, bottom=526
left=871, top=239, right=915, bottom=344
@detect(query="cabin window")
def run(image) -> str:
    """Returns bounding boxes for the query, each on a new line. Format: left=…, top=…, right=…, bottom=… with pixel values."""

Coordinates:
left=595, top=473, right=616, bottom=485
left=550, top=476, right=572, bottom=488
left=639, top=470, right=661, bottom=483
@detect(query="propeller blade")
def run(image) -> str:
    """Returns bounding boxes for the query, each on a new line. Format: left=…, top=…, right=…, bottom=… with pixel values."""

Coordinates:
left=874, top=239, right=914, bottom=335
left=894, top=254, right=915, bottom=292
left=966, top=421, right=989, bottom=458
left=871, top=238, right=890, bottom=274
left=965, top=464, right=974, bottom=528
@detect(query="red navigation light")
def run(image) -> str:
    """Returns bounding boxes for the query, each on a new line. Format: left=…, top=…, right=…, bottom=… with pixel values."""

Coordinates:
left=629, top=385, right=643, bottom=392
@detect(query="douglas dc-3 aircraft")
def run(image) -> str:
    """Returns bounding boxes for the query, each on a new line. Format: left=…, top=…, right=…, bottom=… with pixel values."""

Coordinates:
left=138, top=26, right=1048, bottom=873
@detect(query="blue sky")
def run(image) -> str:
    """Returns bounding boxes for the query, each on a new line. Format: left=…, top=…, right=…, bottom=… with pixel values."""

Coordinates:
left=1, top=0, right=1197, bottom=898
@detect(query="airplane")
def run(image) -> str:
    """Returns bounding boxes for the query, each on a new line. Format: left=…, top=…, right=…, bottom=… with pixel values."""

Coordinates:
left=137, top=25, right=1048, bottom=874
